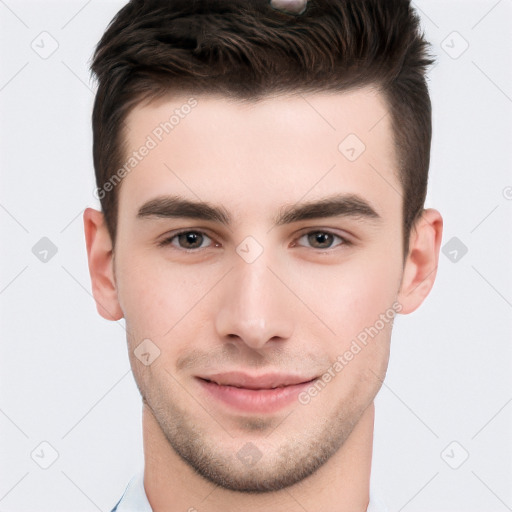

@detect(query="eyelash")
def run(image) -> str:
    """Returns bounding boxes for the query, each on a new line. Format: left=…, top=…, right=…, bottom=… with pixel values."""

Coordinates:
left=157, top=229, right=352, bottom=251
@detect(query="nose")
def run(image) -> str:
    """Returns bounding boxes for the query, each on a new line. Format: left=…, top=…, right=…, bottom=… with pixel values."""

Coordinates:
left=214, top=252, right=294, bottom=350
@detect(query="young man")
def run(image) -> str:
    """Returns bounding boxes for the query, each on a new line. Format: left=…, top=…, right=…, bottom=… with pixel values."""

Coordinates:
left=84, top=0, right=443, bottom=510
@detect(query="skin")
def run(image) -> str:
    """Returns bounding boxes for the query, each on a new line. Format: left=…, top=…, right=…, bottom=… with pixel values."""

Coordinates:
left=84, top=87, right=443, bottom=512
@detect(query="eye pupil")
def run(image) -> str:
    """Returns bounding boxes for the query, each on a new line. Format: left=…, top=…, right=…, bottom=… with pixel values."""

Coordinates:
left=179, top=232, right=203, bottom=248
left=308, top=232, right=334, bottom=248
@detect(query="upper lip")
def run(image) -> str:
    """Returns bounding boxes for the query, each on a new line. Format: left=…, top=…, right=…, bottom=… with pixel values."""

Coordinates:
left=197, top=372, right=317, bottom=390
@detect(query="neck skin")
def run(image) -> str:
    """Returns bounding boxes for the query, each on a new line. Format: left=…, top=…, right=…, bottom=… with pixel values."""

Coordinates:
left=142, top=403, right=375, bottom=512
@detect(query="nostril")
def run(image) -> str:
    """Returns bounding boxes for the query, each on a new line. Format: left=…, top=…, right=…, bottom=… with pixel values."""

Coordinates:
left=270, top=0, right=308, bottom=16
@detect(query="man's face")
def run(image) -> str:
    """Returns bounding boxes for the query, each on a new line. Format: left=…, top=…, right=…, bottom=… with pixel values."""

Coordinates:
left=114, top=88, right=404, bottom=491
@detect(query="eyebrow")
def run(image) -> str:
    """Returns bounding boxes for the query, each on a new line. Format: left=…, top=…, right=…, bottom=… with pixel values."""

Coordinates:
left=136, top=194, right=381, bottom=226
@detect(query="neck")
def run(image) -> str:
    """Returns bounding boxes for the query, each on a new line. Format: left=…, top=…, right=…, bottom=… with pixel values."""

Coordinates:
left=142, top=403, right=375, bottom=512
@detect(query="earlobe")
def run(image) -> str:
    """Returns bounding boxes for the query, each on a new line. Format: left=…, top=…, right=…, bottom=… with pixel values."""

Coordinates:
left=398, top=208, right=443, bottom=314
left=83, top=208, right=124, bottom=321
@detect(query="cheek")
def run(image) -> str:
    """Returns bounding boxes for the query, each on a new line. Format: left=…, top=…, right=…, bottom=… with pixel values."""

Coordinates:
left=289, top=252, right=402, bottom=344
left=115, top=250, right=219, bottom=342
left=345, top=264, right=400, bottom=326
left=330, top=258, right=400, bottom=387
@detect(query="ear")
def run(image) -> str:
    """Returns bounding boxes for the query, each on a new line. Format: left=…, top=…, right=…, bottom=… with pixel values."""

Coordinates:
left=397, top=208, right=443, bottom=314
left=83, top=208, right=124, bottom=321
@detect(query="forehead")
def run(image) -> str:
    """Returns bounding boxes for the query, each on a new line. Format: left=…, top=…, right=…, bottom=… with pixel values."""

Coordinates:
left=119, top=88, right=399, bottom=220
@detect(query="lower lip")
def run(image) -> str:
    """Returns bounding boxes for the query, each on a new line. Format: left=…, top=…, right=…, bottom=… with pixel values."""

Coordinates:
left=197, top=378, right=314, bottom=413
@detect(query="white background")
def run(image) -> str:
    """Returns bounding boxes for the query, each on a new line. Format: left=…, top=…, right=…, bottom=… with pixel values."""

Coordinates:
left=0, top=1, right=511, bottom=510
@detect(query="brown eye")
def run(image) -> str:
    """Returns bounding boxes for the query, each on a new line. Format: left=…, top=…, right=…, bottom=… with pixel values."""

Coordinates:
left=159, top=231, right=213, bottom=250
left=298, top=231, right=345, bottom=249
left=177, top=232, right=204, bottom=249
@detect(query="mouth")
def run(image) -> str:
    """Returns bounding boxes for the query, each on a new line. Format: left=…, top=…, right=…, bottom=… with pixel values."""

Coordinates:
left=196, top=372, right=318, bottom=413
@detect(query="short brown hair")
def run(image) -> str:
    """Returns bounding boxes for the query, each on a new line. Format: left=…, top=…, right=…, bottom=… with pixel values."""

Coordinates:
left=91, top=0, right=433, bottom=254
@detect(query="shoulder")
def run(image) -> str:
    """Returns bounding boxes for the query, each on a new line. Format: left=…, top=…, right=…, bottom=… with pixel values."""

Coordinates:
left=110, top=471, right=153, bottom=512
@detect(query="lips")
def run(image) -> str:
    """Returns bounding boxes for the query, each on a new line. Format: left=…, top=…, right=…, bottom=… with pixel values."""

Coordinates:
left=199, top=371, right=316, bottom=389
left=196, top=372, right=317, bottom=413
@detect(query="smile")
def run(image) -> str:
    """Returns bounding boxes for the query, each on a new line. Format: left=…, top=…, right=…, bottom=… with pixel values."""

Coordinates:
left=196, top=372, right=317, bottom=413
